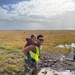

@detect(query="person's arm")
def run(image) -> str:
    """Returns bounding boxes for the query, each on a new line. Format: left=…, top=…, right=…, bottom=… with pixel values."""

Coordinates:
left=23, top=45, right=36, bottom=57
left=24, top=38, right=31, bottom=48
left=26, top=38, right=31, bottom=42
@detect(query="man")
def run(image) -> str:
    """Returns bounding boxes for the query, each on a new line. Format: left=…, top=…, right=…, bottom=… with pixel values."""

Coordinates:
left=24, top=34, right=38, bottom=68
left=22, top=35, right=44, bottom=75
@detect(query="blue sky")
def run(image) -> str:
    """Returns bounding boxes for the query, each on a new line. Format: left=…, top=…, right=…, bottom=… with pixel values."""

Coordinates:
left=0, top=0, right=75, bottom=30
left=0, top=0, right=29, bottom=6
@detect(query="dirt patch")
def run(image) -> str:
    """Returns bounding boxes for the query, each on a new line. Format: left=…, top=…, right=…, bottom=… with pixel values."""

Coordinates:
left=38, top=52, right=75, bottom=71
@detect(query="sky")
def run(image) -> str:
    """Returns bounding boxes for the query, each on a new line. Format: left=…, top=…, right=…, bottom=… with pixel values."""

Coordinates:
left=0, top=0, right=75, bottom=30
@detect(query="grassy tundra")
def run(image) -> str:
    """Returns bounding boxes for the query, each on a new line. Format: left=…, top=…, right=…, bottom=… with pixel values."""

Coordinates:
left=0, top=30, right=75, bottom=75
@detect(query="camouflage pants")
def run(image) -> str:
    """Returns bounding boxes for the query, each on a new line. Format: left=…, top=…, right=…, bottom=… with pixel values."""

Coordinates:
left=22, top=61, right=38, bottom=75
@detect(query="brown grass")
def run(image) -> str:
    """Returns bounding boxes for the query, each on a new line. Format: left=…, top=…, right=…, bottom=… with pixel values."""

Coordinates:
left=0, top=30, right=75, bottom=74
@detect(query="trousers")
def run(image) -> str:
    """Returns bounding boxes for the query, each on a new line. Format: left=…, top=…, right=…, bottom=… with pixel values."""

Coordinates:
left=22, top=59, right=38, bottom=75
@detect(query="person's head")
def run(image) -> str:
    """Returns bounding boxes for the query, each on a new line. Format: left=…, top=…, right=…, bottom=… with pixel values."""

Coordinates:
left=37, top=35, right=44, bottom=45
left=30, top=34, right=37, bottom=42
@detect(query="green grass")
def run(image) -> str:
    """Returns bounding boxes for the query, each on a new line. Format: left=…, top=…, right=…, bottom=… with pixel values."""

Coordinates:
left=0, top=49, right=24, bottom=75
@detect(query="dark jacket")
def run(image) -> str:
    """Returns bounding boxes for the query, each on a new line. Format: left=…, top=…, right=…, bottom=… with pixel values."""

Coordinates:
left=24, top=38, right=40, bottom=48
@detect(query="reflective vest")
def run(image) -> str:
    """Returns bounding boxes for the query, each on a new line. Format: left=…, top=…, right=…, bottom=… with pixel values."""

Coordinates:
left=29, top=46, right=40, bottom=61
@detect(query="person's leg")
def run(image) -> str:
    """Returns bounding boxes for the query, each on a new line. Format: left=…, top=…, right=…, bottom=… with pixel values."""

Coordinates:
left=22, top=59, right=30, bottom=75
left=22, top=63, right=29, bottom=75
left=27, top=52, right=31, bottom=67
left=31, top=61, right=38, bottom=75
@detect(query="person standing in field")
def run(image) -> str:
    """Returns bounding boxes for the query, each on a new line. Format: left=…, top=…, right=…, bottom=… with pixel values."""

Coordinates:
left=24, top=34, right=40, bottom=68
left=23, top=35, right=44, bottom=75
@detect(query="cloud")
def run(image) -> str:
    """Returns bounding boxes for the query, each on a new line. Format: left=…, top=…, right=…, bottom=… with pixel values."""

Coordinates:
left=0, top=0, right=75, bottom=30
left=1, top=0, right=75, bottom=20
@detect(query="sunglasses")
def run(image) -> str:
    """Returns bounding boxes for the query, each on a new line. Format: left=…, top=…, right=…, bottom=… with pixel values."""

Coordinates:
left=39, top=39, right=44, bottom=41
